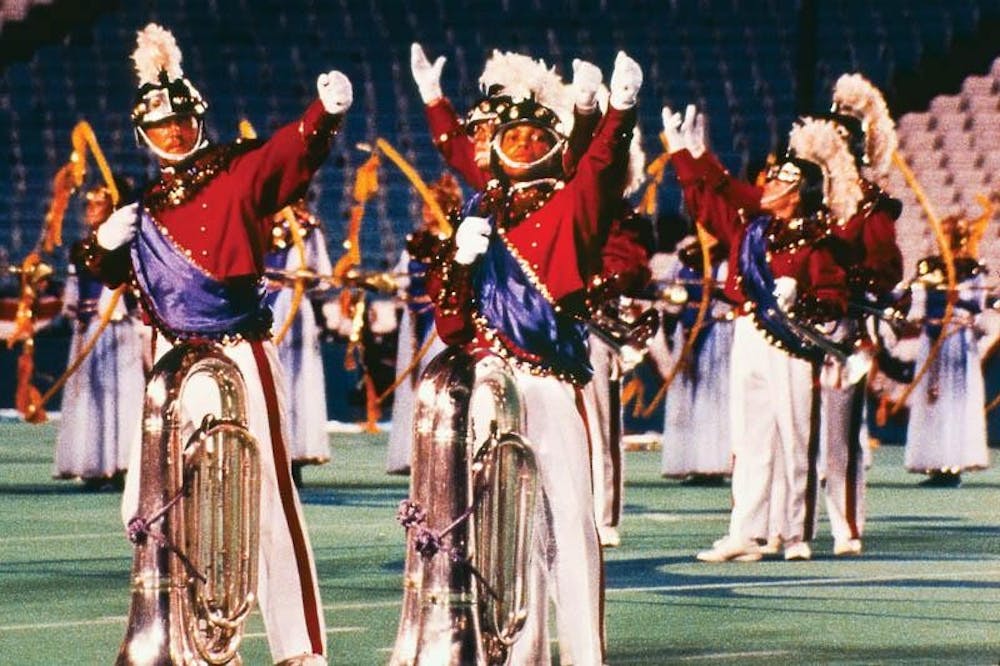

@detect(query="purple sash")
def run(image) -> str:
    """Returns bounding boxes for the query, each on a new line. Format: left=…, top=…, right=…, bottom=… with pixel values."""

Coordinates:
left=130, top=207, right=271, bottom=339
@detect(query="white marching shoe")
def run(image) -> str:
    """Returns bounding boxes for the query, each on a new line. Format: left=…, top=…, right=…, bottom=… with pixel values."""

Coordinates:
left=834, top=538, right=863, bottom=557
left=598, top=525, right=621, bottom=548
left=783, top=540, right=812, bottom=561
left=696, top=535, right=762, bottom=562
left=759, top=536, right=782, bottom=555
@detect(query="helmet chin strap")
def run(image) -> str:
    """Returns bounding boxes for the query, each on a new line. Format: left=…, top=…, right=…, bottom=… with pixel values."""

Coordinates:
left=491, top=135, right=566, bottom=173
left=760, top=180, right=798, bottom=208
left=137, top=121, right=207, bottom=163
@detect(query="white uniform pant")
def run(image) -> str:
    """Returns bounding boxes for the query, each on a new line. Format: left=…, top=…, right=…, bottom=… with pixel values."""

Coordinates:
left=504, top=371, right=604, bottom=666
left=122, top=337, right=327, bottom=663
left=819, top=377, right=867, bottom=543
left=583, top=334, right=623, bottom=532
left=728, top=316, right=820, bottom=544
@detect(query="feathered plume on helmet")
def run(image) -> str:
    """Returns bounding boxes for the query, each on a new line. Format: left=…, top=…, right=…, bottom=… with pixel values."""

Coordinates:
left=130, top=23, right=207, bottom=126
left=478, top=50, right=575, bottom=135
left=787, top=117, right=863, bottom=222
left=831, top=73, right=897, bottom=179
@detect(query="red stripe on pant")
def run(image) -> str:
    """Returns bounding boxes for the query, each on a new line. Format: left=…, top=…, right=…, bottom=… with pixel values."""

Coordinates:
left=609, top=379, right=623, bottom=527
left=845, top=383, right=865, bottom=539
left=575, top=387, right=606, bottom=664
left=803, top=363, right=821, bottom=542
left=250, top=340, right=324, bottom=656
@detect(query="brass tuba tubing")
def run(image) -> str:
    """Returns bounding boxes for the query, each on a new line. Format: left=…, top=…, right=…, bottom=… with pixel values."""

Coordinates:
left=116, top=341, right=260, bottom=666
left=390, top=347, right=537, bottom=666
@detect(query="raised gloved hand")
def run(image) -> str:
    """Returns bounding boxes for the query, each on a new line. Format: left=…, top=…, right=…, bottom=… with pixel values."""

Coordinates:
left=571, top=58, right=603, bottom=112
left=608, top=50, right=642, bottom=109
left=453, top=216, right=491, bottom=265
left=661, top=105, right=685, bottom=154
left=619, top=342, right=646, bottom=373
left=410, top=42, right=446, bottom=104
left=772, top=276, right=798, bottom=313
left=680, top=104, right=706, bottom=158
left=96, top=203, right=139, bottom=250
left=317, top=70, right=353, bottom=114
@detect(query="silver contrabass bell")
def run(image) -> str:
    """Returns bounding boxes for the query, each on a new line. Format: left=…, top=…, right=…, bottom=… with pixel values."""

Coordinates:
left=390, top=347, right=539, bottom=665
left=116, top=341, right=260, bottom=665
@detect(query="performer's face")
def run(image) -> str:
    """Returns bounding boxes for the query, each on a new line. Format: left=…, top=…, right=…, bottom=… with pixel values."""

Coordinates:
left=497, top=123, right=556, bottom=179
left=470, top=120, right=496, bottom=169
left=84, top=191, right=113, bottom=228
left=143, top=115, right=200, bottom=158
left=760, top=161, right=802, bottom=219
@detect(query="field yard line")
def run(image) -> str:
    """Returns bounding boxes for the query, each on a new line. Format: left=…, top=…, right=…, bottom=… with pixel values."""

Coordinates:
left=323, top=600, right=402, bottom=611
left=0, top=616, right=124, bottom=631
left=244, top=627, right=364, bottom=638
left=0, top=601, right=401, bottom=633
left=673, top=650, right=793, bottom=661
left=609, top=566, right=1000, bottom=594
left=1, top=532, right=121, bottom=542
left=6, top=568, right=1000, bottom=632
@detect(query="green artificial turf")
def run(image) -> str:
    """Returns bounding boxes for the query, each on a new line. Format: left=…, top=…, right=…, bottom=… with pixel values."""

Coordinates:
left=1, top=421, right=998, bottom=664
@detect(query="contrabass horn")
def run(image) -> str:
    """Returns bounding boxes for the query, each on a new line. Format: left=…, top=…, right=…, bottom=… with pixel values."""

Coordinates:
left=390, top=347, right=538, bottom=665
left=116, top=341, right=260, bottom=665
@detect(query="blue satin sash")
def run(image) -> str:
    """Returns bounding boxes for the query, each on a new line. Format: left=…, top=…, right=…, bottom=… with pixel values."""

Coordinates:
left=130, top=207, right=271, bottom=339
left=738, top=215, right=819, bottom=360
left=473, top=217, right=591, bottom=383
left=925, top=288, right=979, bottom=341
left=679, top=264, right=717, bottom=356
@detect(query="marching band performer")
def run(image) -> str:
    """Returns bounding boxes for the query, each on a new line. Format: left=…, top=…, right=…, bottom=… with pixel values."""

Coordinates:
left=54, top=186, right=145, bottom=489
left=264, top=198, right=334, bottom=487
left=81, top=23, right=352, bottom=665
left=425, top=51, right=644, bottom=665
left=815, top=73, right=904, bottom=555
left=659, top=234, right=735, bottom=483
left=411, top=43, right=652, bottom=547
left=384, top=173, right=458, bottom=475
left=903, top=213, right=991, bottom=486
left=665, top=107, right=858, bottom=563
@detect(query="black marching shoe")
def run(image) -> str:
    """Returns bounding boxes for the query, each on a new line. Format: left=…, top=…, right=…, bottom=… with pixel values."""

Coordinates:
left=918, top=471, right=962, bottom=488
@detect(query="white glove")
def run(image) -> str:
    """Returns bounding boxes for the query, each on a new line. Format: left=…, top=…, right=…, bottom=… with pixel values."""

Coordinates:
left=410, top=43, right=446, bottom=104
left=772, top=276, right=798, bottom=313
left=680, top=104, right=707, bottom=159
left=661, top=105, right=685, bottom=154
left=317, top=70, right=353, bottom=115
left=608, top=50, right=642, bottom=109
left=619, top=343, right=646, bottom=373
left=571, top=58, right=603, bottom=111
left=96, top=203, right=139, bottom=250
left=453, top=216, right=491, bottom=265
left=844, top=347, right=874, bottom=385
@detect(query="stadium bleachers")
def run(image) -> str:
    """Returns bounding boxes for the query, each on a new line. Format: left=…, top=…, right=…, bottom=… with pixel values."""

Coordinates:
left=0, top=0, right=998, bottom=278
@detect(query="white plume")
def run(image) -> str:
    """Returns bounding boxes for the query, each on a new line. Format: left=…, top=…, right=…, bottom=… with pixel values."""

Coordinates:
left=832, top=73, right=897, bottom=179
left=788, top=117, right=863, bottom=222
left=479, top=50, right=645, bottom=194
left=479, top=50, right=574, bottom=133
left=132, top=23, right=184, bottom=86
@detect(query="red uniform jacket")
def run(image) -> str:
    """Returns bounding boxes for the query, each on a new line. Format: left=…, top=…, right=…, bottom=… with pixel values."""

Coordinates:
left=424, top=97, right=650, bottom=296
left=89, top=100, right=340, bottom=288
left=826, top=181, right=903, bottom=299
left=429, top=106, right=637, bottom=348
left=672, top=148, right=847, bottom=315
